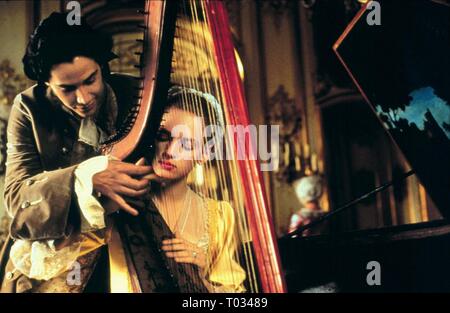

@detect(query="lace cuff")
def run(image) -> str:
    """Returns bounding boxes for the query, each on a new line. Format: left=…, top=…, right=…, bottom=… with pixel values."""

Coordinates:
left=10, top=238, right=82, bottom=281
left=74, top=155, right=109, bottom=233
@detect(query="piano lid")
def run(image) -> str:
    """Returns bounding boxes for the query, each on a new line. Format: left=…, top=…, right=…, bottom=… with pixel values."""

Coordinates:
left=334, top=0, right=450, bottom=218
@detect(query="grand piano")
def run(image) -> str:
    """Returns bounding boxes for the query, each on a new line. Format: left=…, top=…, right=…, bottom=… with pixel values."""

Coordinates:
left=278, top=0, right=450, bottom=292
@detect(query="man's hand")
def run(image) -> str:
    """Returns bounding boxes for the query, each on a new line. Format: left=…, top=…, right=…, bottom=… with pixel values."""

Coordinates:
left=93, top=157, right=159, bottom=216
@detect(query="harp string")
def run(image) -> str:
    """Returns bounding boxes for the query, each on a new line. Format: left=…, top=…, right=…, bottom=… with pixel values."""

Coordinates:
left=154, top=0, right=260, bottom=292
left=216, top=1, right=254, bottom=291
left=189, top=0, right=238, bottom=291
left=184, top=1, right=215, bottom=290
left=172, top=2, right=204, bottom=289
left=197, top=0, right=259, bottom=292
left=198, top=0, right=257, bottom=292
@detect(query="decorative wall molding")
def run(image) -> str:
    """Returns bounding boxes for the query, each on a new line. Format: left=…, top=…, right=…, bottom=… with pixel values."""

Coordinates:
left=266, top=85, right=302, bottom=140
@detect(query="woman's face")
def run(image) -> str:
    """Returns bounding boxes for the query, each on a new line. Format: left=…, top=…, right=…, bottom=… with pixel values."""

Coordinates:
left=152, top=106, right=205, bottom=181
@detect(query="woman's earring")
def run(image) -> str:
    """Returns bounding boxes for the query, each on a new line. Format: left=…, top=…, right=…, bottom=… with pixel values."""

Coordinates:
left=194, top=162, right=204, bottom=186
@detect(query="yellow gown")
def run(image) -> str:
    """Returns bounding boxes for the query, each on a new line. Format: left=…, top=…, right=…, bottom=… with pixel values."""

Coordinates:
left=107, top=197, right=246, bottom=293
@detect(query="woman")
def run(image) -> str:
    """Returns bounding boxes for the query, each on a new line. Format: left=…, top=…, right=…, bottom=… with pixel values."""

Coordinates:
left=145, top=86, right=246, bottom=292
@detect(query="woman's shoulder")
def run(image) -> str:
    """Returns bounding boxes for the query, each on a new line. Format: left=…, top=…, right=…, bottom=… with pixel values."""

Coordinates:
left=203, top=197, right=234, bottom=215
left=200, top=197, right=236, bottom=231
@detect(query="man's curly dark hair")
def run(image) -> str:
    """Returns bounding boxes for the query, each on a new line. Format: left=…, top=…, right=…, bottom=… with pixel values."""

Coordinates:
left=23, top=12, right=117, bottom=83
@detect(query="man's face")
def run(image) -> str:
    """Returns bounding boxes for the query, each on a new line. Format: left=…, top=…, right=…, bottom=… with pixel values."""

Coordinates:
left=47, top=56, right=105, bottom=118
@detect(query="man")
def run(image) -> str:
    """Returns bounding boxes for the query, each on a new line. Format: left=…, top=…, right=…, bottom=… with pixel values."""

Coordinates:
left=0, top=12, right=152, bottom=292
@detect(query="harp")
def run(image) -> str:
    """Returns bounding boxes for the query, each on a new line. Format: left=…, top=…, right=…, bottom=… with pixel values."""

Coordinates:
left=101, top=1, right=286, bottom=293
